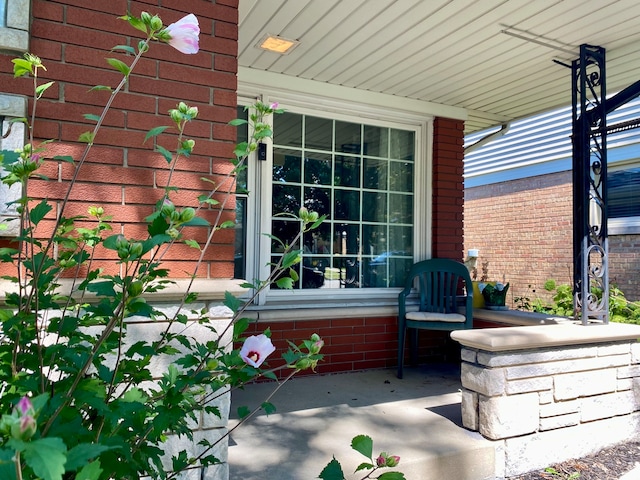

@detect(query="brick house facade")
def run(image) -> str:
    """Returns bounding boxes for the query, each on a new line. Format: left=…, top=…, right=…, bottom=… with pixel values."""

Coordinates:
left=464, top=104, right=640, bottom=306
left=0, top=0, right=467, bottom=374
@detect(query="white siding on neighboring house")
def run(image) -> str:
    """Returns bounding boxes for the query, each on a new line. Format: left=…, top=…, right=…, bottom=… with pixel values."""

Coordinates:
left=464, top=96, right=640, bottom=188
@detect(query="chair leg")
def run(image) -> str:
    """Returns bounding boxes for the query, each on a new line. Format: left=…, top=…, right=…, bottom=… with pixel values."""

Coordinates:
left=397, top=323, right=406, bottom=379
left=409, top=328, right=419, bottom=365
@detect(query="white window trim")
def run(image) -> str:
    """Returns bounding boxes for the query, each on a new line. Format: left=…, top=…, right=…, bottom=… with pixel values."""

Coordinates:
left=1, top=94, right=27, bottom=237
left=0, top=0, right=30, bottom=52
left=238, top=86, right=433, bottom=306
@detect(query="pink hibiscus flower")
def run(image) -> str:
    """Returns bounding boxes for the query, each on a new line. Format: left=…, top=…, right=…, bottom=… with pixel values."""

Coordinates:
left=164, top=14, right=200, bottom=54
left=240, top=334, right=276, bottom=368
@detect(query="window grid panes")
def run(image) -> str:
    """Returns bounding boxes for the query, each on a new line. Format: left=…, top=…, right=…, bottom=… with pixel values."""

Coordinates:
left=233, top=106, right=249, bottom=279
left=272, top=112, right=415, bottom=289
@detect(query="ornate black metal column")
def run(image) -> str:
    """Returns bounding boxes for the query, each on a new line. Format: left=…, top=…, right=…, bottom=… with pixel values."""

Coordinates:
left=571, top=44, right=608, bottom=324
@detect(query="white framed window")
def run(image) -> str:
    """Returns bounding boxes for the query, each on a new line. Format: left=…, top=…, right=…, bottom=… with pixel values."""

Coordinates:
left=0, top=94, right=27, bottom=237
left=0, top=0, right=30, bottom=52
left=235, top=93, right=431, bottom=306
left=608, top=160, right=640, bottom=235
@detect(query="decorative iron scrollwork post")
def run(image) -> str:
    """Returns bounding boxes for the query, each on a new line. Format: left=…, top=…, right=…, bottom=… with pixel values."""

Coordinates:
left=571, top=44, right=608, bottom=324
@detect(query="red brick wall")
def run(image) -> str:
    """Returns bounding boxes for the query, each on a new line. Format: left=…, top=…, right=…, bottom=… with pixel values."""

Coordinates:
left=464, top=170, right=640, bottom=304
left=244, top=316, right=451, bottom=378
left=0, top=0, right=238, bottom=278
left=610, top=235, right=640, bottom=301
left=433, top=117, right=465, bottom=261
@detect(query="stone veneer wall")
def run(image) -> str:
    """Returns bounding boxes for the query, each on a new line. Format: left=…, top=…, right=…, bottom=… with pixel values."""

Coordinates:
left=454, top=324, right=640, bottom=478
left=130, top=304, right=233, bottom=480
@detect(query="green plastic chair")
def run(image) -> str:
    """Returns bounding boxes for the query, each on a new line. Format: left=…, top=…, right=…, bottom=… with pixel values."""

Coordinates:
left=397, top=258, right=473, bottom=378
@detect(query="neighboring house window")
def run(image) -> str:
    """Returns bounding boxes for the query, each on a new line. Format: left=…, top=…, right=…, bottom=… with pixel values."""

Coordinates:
left=0, top=0, right=30, bottom=52
left=0, top=94, right=27, bottom=237
left=609, top=161, right=640, bottom=235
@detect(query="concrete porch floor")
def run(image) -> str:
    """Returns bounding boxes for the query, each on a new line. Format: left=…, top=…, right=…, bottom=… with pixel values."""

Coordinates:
left=228, top=363, right=497, bottom=479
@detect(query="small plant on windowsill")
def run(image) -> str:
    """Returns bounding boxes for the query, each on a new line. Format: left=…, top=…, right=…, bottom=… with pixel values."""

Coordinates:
left=471, top=260, right=510, bottom=310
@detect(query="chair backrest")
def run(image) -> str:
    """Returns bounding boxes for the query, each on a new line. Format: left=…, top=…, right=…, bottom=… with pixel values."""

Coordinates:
left=399, top=259, right=472, bottom=314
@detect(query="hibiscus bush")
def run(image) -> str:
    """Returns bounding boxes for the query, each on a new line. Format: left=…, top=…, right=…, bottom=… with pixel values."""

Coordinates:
left=0, top=11, right=324, bottom=480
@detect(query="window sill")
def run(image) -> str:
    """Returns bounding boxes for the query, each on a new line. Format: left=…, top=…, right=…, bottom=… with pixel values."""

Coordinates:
left=246, top=299, right=398, bottom=322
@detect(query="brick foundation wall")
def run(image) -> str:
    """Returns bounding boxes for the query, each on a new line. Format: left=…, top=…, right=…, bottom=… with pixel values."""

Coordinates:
left=465, top=170, right=640, bottom=303
left=0, top=0, right=239, bottom=279
left=243, top=316, right=454, bottom=377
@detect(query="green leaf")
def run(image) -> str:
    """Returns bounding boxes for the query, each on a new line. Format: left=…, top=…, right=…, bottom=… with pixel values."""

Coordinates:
left=378, top=473, right=406, bottom=480
left=86, top=280, right=116, bottom=297
left=12, top=58, right=33, bottom=77
left=122, top=13, right=148, bottom=34
left=281, top=250, right=302, bottom=269
left=111, top=45, right=136, bottom=55
left=236, top=406, right=250, bottom=419
left=89, top=85, right=112, bottom=92
left=75, top=461, right=103, bottom=480
left=65, top=443, right=112, bottom=471
left=228, top=118, right=248, bottom=126
left=147, top=213, right=170, bottom=237
left=261, top=402, right=276, bottom=415
left=351, top=435, right=373, bottom=459
left=319, top=457, right=345, bottom=480
left=355, top=462, right=375, bottom=472
left=52, top=155, right=75, bottom=163
left=0, top=448, right=17, bottom=480
left=83, top=113, right=101, bottom=123
left=155, top=145, right=173, bottom=163
left=21, top=437, right=67, bottom=480
left=106, top=58, right=131, bottom=77
left=78, top=131, right=95, bottom=143
left=144, top=126, right=170, bottom=144
left=275, top=277, right=294, bottom=289
left=184, top=239, right=201, bottom=250
left=218, top=220, right=236, bottom=229
left=35, top=81, right=55, bottom=99
left=182, top=216, right=210, bottom=227
left=225, top=291, right=242, bottom=313
left=30, top=199, right=53, bottom=225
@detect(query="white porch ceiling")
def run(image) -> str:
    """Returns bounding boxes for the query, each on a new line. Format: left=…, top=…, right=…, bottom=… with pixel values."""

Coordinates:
left=238, top=0, right=640, bottom=133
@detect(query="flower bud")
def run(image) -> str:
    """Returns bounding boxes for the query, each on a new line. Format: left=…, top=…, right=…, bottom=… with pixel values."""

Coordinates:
left=187, top=106, right=198, bottom=118
left=129, top=242, right=143, bottom=257
left=140, top=11, right=152, bottom=26
left=127, top=280, right=143, bottom=297
left=166, top=227, right=180, bottom=239
left=206, top=359, right=219, bottom=370
left=150, top=15, right=163, bottom=32
left=387, top=455, right=400, bottom=467
left=170, top=109, right=182, bottom=124
left=115, top=234, right=128, bottom=250
left=161, top=199, right=175, bottom=216
left=309, top=333, right=324, bottom=354
left=294, top=358, right=313, bottom=370
left=180, top=207, right=195, bottom=222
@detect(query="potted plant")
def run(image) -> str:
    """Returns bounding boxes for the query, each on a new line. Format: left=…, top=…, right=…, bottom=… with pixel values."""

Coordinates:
left=468, top=260, right=510, bottom=310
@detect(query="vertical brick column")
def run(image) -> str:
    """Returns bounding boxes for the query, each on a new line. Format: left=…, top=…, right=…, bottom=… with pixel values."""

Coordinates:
left=432, top=117, right=464, bottom=261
